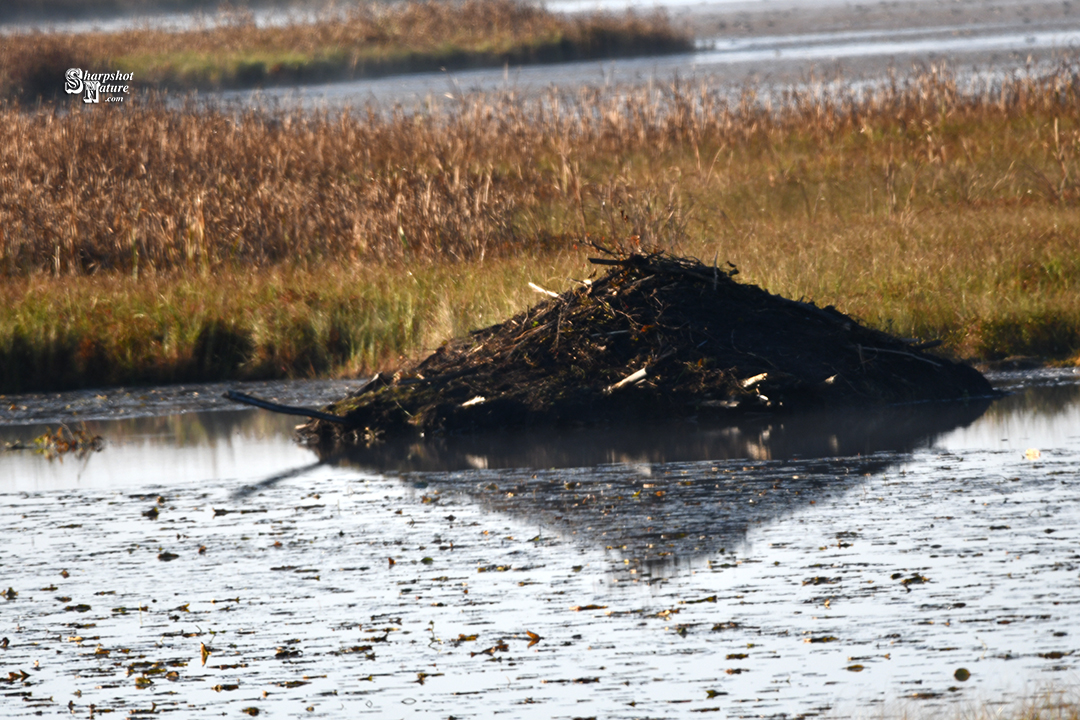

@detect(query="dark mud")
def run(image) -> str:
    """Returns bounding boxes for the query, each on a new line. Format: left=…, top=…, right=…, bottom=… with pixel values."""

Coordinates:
left=1, top=370, right=1078, bottom=718
left=303, top=253, right=993, bottom=447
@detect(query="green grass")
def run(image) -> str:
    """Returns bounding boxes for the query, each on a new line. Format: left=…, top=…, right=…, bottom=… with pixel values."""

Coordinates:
left=0, top=256, right=582, bottom=392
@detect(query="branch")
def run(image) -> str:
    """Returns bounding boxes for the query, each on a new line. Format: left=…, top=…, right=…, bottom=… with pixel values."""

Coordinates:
left=223, top=391, right=351, bottom=424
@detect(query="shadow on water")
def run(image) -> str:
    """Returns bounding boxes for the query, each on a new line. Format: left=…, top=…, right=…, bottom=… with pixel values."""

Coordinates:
left=315, top=398, right=993, bottom=569
left=229, top=458, right=324, bottom=499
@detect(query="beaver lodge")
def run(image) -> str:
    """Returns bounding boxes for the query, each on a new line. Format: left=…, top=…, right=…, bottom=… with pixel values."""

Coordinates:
left=298, top=252, right=993, bottom=448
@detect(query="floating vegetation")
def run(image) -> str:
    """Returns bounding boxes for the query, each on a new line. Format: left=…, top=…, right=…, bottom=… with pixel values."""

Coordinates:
left=4, top=423, right=103, bottom=460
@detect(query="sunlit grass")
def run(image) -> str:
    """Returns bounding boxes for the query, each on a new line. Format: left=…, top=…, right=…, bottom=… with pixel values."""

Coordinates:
left=2, top=63, right=1080, bottom=391
left=0, top=253, right=589, bottom=392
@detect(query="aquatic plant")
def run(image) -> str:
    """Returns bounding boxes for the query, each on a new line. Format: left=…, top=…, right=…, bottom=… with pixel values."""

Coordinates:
left=3, top=423, right=105, bottom=459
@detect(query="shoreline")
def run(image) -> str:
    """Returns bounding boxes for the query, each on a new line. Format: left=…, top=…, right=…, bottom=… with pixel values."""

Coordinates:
left=668, top=0, right=1079, bottom=37
left=7, top=0, right=1076, bottom=37
left=3, top=7, right=1079, bottom=396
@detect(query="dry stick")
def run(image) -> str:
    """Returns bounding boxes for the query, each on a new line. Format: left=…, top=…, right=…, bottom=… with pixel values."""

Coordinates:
left=553, top=304, right=565, bottom=352
left=511, top=318, right=556, bottom=345
left=348, top=373, right=389, bottom=396
left=620, top=274, right=659, bottom=294
left=605, top=367, right=647, bottom=394
left=855, top=345, right=942, bottom=367
left=529, top=281, right=560, bottom=297
left=223, top=390, right=350, bottom=424
left=399, top=367, right=478, bottom=387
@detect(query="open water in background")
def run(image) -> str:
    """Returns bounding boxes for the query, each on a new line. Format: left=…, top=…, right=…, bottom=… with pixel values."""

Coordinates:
left=209, top=21, right=1080, bottom=110
left=1, top=368, right=1078, bottom=717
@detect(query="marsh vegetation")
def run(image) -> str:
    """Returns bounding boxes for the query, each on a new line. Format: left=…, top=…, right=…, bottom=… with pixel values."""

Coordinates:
left=2, top=64, right=1079, bottom=392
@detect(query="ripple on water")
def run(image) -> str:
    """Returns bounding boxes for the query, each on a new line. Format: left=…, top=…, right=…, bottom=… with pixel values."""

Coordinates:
left=1, top=369, right=1078, bottom=717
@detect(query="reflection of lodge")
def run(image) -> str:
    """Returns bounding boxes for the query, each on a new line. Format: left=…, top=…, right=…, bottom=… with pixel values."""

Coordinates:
left=313, top=398, right=991, bottom=568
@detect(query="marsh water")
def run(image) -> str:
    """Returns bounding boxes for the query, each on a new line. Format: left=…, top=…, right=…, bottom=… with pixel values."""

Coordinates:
left=1, top=368, right=1078, bottom=718
left=212, top=23, right=1080, bottom=112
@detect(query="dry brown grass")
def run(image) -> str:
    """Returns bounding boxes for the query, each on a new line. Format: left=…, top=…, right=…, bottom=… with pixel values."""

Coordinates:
left=1, top=95, right=548, bottom=272
left=2, top=62, right=1080, bottom=391
left=3, top=64, right=1079, bottom=271
left=0, top=0, right=690, bottom=97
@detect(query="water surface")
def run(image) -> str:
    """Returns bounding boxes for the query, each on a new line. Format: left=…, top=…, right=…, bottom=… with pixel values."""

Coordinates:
left=2, top=369, right=1078, bottom=717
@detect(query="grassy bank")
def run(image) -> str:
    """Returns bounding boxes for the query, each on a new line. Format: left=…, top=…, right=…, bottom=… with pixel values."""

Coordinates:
left=0, top=258, right=566, bottom=391
left=2, top=65, right=1080, bottom=393
left=0, top=0, right=691, bottom=99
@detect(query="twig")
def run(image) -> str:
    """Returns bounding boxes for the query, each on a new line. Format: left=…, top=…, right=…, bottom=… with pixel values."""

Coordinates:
left=605, top=367, right=648, bottom=394
left=529, top=281, right=560, bottom=298
left=855, top=345, right=942, bottom=367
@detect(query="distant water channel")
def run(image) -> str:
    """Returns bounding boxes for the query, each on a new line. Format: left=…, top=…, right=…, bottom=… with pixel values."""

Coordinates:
left=213, top=23, right=1080, bottom=112
left=1, top=368, right=1078, bottom=718
left=8, top=0, right=1080, bottom=111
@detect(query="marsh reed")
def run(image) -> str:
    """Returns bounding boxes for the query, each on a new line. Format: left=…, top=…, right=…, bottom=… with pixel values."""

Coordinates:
left=2, top=63, right=1080, bottom=391
left=5, top=65, right=1079, bottom=274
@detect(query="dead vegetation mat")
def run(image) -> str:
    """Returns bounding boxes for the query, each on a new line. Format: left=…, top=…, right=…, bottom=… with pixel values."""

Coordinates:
left=300, top=252, right=993, bottom=447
